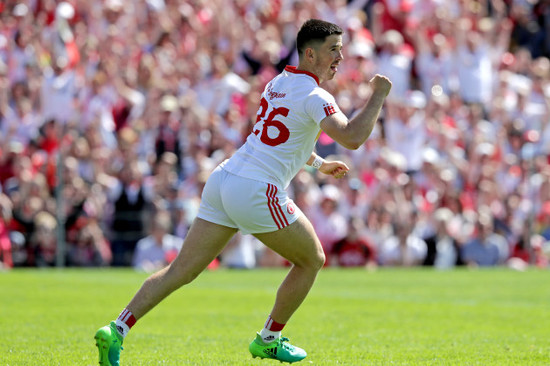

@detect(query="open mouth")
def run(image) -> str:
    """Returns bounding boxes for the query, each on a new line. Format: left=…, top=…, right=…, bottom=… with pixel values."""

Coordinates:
left=330, top=63, right=339, bottom=72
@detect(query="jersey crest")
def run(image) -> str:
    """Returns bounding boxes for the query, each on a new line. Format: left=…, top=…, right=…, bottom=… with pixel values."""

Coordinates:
left=323, top=103, right=336, bottom=117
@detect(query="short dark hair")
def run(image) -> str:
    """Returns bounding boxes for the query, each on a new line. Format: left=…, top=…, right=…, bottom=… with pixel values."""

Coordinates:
left=296, top=19, right=344, bottom=57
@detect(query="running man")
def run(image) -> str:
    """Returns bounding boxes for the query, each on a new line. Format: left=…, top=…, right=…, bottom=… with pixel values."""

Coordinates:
left=95, top=18, right=391, bottom=365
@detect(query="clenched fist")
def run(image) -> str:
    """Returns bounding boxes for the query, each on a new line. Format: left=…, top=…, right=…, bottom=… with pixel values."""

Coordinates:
left=369, top=74, right=392, bottom=97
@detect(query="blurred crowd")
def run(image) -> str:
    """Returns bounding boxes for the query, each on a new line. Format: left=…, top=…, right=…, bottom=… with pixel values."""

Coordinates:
left=1, top=0, right=550, bottom=271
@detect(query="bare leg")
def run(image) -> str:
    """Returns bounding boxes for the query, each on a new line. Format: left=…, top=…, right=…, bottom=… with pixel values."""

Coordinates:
left=254, top=214, right=325, bottom=323
left=126, top=218, right=237, bottom=319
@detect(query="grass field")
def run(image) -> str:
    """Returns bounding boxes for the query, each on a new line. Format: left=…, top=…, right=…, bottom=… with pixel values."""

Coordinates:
left=1, top=267, right=548, bottom=365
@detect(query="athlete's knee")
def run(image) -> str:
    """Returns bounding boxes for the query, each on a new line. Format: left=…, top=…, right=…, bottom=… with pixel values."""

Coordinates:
left=295, top=247, right=325, bottom=271
left=310, top=240, right=326, bottom=270
left=313, top=249, right=326, bottom=270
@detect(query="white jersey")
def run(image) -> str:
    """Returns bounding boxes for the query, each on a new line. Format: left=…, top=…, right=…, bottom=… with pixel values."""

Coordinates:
left=221, top=66, right=340, bottom=188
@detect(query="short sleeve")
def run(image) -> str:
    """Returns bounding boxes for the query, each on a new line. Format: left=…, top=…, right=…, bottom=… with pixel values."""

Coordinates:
left=304, top=88, right=341, bottom=125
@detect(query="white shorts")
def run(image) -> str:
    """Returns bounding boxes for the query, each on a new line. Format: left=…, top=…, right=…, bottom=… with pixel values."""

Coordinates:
left=197, top=166, right=302, bottom=235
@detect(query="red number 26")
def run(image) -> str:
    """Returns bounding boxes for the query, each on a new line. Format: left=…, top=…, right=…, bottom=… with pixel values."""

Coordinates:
left=253, top=97, right=290, bottom=147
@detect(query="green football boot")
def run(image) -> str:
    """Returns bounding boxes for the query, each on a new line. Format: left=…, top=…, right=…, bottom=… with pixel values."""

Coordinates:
left=249, top=333, right=307, bottom=363
left=94, top=321, right=123, bottom=366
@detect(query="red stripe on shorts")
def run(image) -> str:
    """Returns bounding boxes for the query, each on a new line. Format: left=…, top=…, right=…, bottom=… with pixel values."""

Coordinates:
left=266, top=184, right=281, bottom=229
left=270, top=184, right=289, bottom=228
left=272, top=190, right=289, bottom=226
left=267, top=184, right=287, bottom=230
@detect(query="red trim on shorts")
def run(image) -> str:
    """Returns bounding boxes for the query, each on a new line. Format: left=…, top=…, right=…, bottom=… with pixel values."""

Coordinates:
left=266, top=184, right=289, bottom=230
left=272, top=188, right=289, bottom=227
left=266, top=185, right=281, bottom=229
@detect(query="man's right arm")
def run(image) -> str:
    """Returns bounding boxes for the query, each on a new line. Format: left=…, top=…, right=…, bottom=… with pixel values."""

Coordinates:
left=320, top=74, right=391, bottom=150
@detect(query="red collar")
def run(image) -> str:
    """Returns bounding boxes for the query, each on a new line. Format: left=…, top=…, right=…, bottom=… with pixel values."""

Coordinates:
left=284, top=66, right=319, bottom=85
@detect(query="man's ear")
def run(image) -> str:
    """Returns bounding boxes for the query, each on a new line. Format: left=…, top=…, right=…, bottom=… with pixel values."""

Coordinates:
left=305, top=47, right=315, bottom=62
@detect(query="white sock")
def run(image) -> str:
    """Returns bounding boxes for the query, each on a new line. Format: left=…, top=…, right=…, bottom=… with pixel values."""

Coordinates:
left=259, top=328, right=281, bottom=344
left=114, top=319, right=130, bottom=338
left=114, top=308, right=136, bottom=338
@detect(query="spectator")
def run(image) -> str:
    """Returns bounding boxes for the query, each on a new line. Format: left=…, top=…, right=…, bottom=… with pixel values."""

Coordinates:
left=1, top=96, right=41, bottom=146
left=462, top=211, right=508, bottom=267
left=383, top=92, right=427, bottom=173
left=36, top=119, right=61, bottom=156
left=171, top=199, right=191, bottom=240
left=220, top=233, right=258, bottom=269
left=422, top=207, right=464, bottom=269
left=132, top=211, right=183, bottom=272
left=154, top=95, right=183, bottom=169
left=454, top=18, right=493, bottom=106
left=148, top=152, right=179, bottom=205
left=309, top=184, right=348, bottom=255
left=0, top=193, right=13, bottom=269
left=375, top=30, right=413, bottom=101
left=11, top=195, right=43, bottom=248
left=28, top=211, right=57, bottom=267
left=330, top=216, right=377, bottom=268
left=507, top=233, right=549, bottom=270
left=379, top=218, right=427, bottom=266
left=40, top=57, right=76, bottom=125
left=539, top=201, right=550, bottom=241
left=67, top=220, right=111, bottom=267
left=193, top=54, right=251, bottom=116
left=108, top=161, right=152, bottom=266
left=8, top=28, right=36, bottom=85
left=509, top=3, right=546, bottom=58
left=413, top=20, right=456, bottom=97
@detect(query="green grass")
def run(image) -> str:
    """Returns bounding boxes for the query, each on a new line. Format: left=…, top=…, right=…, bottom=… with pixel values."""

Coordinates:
left=0, top=268, right=548, bottom=365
